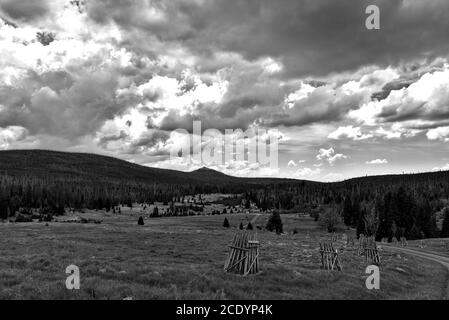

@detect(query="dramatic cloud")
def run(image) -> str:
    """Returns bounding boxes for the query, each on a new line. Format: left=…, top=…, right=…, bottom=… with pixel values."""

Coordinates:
left=85, top=0, right=449, bottom=77
left=1, top=0, right=449, bottom=179
left=427, top=126, right=449, bottom=142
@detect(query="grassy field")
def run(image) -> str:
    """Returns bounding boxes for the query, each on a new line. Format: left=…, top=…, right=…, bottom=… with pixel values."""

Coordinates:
left=0, top=209, right=447, bottom=300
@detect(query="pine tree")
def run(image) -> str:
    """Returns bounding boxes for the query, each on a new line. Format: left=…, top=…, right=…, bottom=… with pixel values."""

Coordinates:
left=343, top=197, right=353, bottom=227
left=223, top=218, right=230, bottom=228
left=138, top=216, right=144, bottom=225
left=363, top=205, right=379, bottom=237
left=239, top=222, right=244, bottom=230
left=0, top=198, right=8, bottom=220
left=441, top=208, right=449, bottom=238
left=151, top=206, right=159, bottom=218
left=351, top=200, right=361, bottom=228
left=356, top=208, right=366, bottom=238
left=391, top=221, right=398, bottom=241
left=409, top=223, right=421, bottom=239
left=266, top=211, right=283, bottom=234
left=247, top=222, right=253, bottom=230
left=377, top=193, right=392, bottom=241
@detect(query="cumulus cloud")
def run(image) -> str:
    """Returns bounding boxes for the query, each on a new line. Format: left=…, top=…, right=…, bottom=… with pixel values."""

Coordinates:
left=426, top=126, right=449, bottom=142
left=350, top=67, right=449, bottom=134
left=0, top=125, right=27, bottom=148
left=328, top=126, right=373, bottom=140
left=366, top=159, right=388, bottom=165
left=287, top=160, right=297, bottom=167
left=287, top=159, right=307, bottom=168
left=316, top=148, right=348, bottom=165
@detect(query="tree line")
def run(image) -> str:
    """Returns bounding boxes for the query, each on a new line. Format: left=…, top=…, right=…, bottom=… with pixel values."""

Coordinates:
left=3, top=169, right=449, bottom=241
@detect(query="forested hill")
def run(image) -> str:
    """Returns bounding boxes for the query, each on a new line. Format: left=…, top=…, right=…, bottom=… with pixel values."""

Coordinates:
left=0, top=150, right=303, bottom=215
left=0, top=149, right=221, bottom=185
left=1, top=149, right=449, bottom=188
left=340, top=170, right=449, bottom=186
left=0, top=149, right=297, bottom=187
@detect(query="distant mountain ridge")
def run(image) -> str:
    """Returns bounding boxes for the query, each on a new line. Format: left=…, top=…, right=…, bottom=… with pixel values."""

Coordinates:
left=0, top=150, right=296, bottom=186
left=0, top=149, right=448, bottom=187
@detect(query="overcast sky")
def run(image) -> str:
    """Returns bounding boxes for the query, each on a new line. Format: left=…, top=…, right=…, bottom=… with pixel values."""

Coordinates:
left=1, top=0, right=449, bottom=181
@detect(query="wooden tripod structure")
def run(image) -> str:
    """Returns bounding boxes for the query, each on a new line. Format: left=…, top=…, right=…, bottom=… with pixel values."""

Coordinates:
left=319, top=241, right=342, bottom=271
left=360, top=235, right=381, bottom=265
left=224, top=231, right=260, bottom=276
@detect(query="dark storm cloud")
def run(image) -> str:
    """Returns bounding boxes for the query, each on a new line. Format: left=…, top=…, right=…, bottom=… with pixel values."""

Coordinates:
left=157, top=109, right=261, bottom=133
left=0, top=70, right=127, bottom=138
left=267, top=85, right=366, bottom=127
left=155, top=72, right=368, bottom=133
left=371, top=78, right=416, bottom=101
left=98, top=130, right=128, bottom=147
left=86, top=0, right=197, bottom=40
left=124, top=130, right=171, bottom=156
left=359, top=67, right=449, bottom=130
left=131, top=130, right=170, bottom=148
left=371, top=60, right=448, bottom=101
left=71, top=0, right=449, bottom=135
left=86, top=0, right=449, bottom=77
left=0, top=0, right=50, bottom=22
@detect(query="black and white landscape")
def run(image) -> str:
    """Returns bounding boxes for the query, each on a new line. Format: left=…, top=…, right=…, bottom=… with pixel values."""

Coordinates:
left=1, top=0, right=449, bottom=302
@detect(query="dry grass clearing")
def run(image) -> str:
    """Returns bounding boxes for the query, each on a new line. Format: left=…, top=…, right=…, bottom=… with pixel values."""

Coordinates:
left=0, top=211, right=446, bottom=300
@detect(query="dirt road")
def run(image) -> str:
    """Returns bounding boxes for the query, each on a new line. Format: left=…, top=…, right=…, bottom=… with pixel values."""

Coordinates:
left=381, top=244, right=449, bottom=298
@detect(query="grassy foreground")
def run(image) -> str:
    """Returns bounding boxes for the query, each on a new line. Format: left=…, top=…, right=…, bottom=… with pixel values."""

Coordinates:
left=0, top=211, right=446, bottom=300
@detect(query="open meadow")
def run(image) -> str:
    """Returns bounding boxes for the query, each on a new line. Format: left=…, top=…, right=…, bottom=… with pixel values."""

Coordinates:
left=0, top=209, right=447, bottom=300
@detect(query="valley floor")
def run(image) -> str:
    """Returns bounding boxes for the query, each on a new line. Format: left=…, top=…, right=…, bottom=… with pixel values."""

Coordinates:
left=0, top=211, right=447, bottom=299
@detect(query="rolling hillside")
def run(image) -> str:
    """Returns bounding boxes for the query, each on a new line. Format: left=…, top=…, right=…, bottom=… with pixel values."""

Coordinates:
left=0, top=149, right=297, bottom=187
left=1, top=149, right=449, bottom=188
